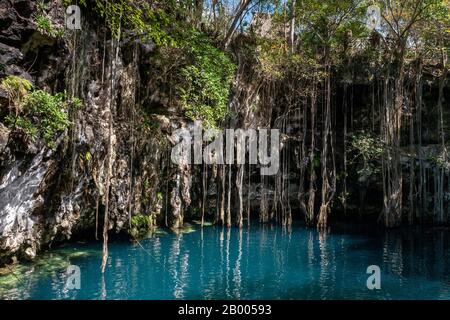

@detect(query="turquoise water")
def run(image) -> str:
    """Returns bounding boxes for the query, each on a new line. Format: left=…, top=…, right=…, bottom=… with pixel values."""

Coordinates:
left=1, top=224, right=450, bottom=300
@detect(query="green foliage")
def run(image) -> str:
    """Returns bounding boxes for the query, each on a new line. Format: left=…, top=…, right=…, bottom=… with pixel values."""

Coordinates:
left=297, top=0, right=368, bottom=61
left=61, top=0, right=86, bottom=6
left=36, top=0, right=50, bottom=12
left=95, top=0, right=175, bottom=45
left=1, top=75, right=33, bottom=112
left=178, top=29, right=236, bottom=128
left=130, top=214, right=157, bottom=238
left=131, top=214, right=152, bottom=229
left=2, top=79, right=71, bottom=149
left=25, top=90, right=70, bottom=148
left=1, top=75, right=32, bottom=94
left=350, top=131, right=384, bottom=178
left=34, top=1, right=65, bottom=38
left=428, top=151, right=450, bottom=170
left=351, top=131, right=384, bottom=160
left=94, top=1, right=235, bottom=127
left=256, top=37, right=289, bottom=79
left=35, top=14, right=57, bottom=36
left=1, top=76, right=78, bottom=148
left=5, top=115, right=37, bottom=138
left=69, top=97, right=83, bottom=110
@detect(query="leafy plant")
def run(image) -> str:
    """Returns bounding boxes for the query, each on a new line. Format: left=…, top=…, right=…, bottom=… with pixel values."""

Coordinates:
left=130, top=213, right=157, bottom=238
left=34, top=0, right=65, bottom=38
left=131, top=214, right=152, bottom=229
left=95, top=0, right=175, bottom=45
left=62, top=0, right=86, bottom=6
left=25, top=90, right=70, bottom=148
left=35, top=14, right=56, bottom=36
left=178, top=29, right=236, bottom=128
left=36, top=0, right=49, bottom=12
left=2, top=79, right=71, bottom=149
left=5, top=115, right=37, bottom=138
left=69, top=97, right=83, bottom=110
left=1, top=75, right=33, bottom=114
left=350, top=131, right=384, bottom=178
left=428, top=151, right=450, bottom=170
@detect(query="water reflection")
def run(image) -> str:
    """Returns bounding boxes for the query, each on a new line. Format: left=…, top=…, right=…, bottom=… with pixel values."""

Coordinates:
left=1, top=225, right=450, bottom=299
left=232, top=228, right=242, bottom=299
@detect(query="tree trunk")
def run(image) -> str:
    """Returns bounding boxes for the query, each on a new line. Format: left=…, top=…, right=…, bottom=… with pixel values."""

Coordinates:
left=223, top=0, right=252, bottom=49
left=317, top=61, right=336, bottom=230
left=289, top=0, right=297, bottom=52
left=382, top=45, right=405, bottom=227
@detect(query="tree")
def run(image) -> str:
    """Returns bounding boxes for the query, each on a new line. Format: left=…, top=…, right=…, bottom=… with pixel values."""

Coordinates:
left=223, top=0, right=253, bottom=48
left=376, top=0, right=450, bottom=227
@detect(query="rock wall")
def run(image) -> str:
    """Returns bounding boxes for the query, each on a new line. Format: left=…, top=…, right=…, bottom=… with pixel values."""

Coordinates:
left=0, top=0, right=192, bottom=264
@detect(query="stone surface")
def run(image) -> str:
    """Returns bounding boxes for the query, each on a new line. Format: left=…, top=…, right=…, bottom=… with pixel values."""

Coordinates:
left=0, top=0, right=186, bottom=265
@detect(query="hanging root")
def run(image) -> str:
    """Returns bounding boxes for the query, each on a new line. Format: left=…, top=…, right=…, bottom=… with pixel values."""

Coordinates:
left=317, top=205, right=328, bottom=230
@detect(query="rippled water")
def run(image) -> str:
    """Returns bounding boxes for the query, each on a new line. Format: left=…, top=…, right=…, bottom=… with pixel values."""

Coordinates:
left=1, top=224, right=450, bottom=300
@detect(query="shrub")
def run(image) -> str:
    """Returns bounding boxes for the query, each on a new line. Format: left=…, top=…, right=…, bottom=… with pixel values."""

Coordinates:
left=95, top=0, right=175, bottom=45
left=1, top=77, right=71, bottom=149
left=35, top=14, right=56, bottom=36
left=178, top=29, right=236, bottom=128
left=34, top=1, right=64, bottom=38
left=5, top=115, right=37, bottom=138
left=350, top=131, right=384, bottom=178
left=25, top=90, right=70, bottom=148
left=1, top=75, right=33, bottom=114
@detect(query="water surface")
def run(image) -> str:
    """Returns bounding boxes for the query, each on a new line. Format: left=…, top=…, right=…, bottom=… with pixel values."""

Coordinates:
left=1, top=224, right=450, bottom=299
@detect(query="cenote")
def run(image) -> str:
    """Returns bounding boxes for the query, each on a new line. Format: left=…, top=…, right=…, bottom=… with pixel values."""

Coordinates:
left=1, top=223, right=450, bottom=300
